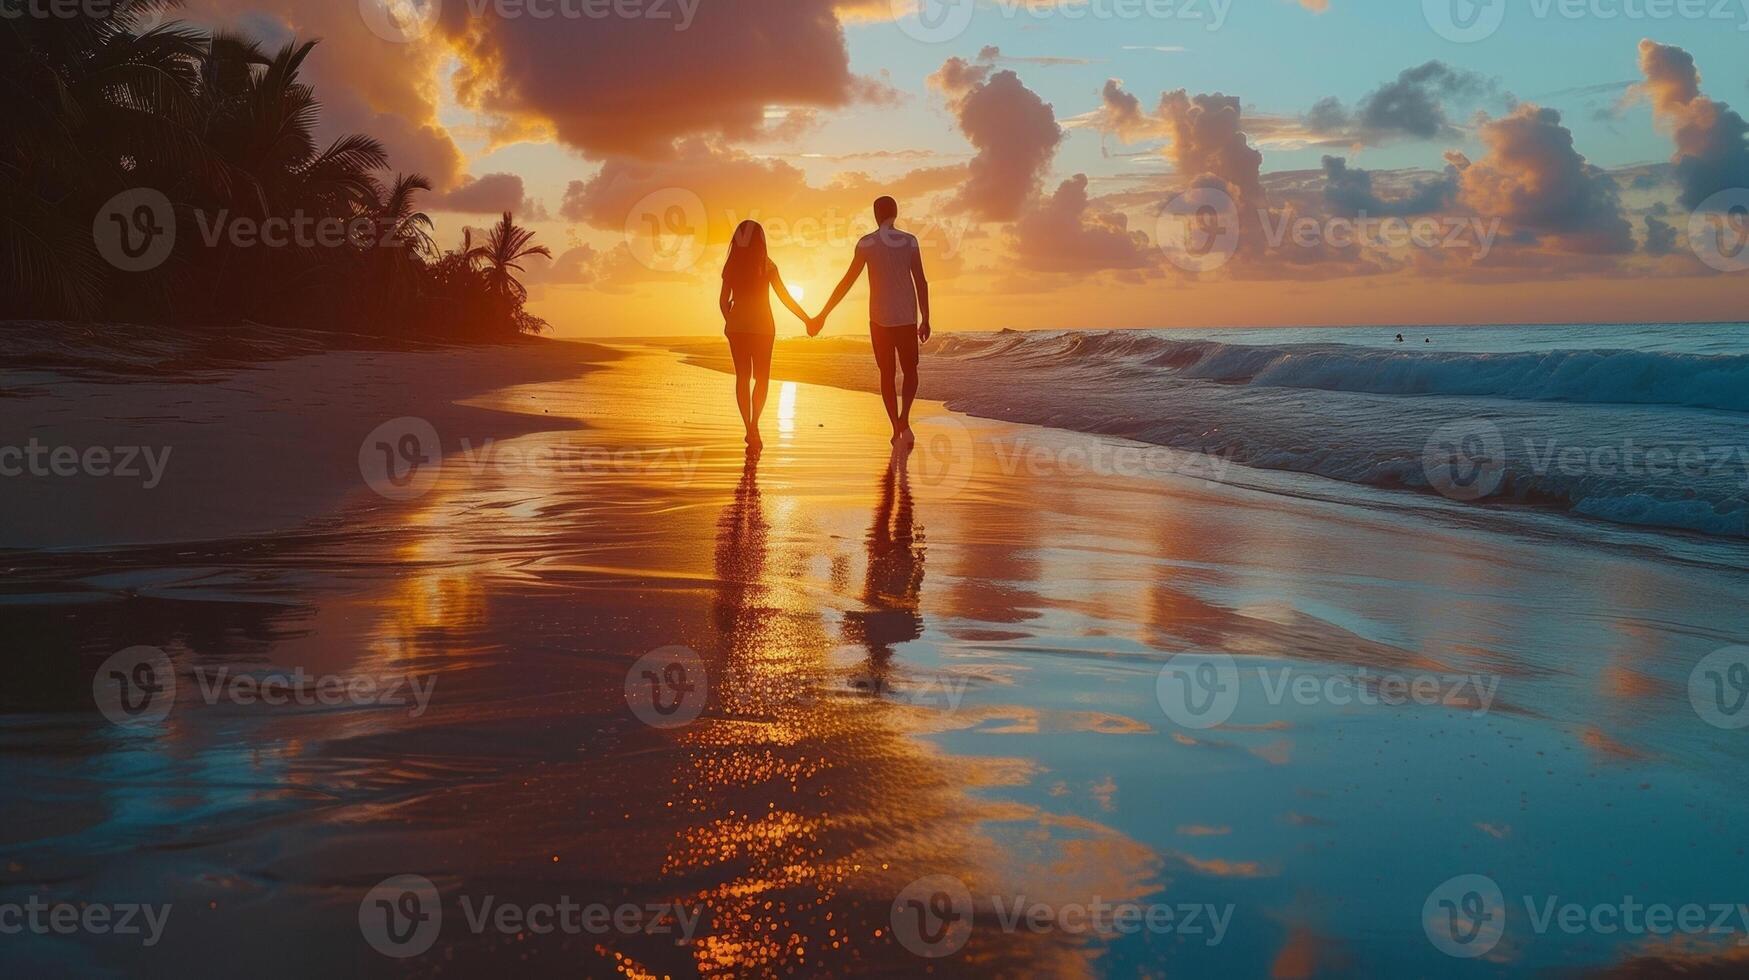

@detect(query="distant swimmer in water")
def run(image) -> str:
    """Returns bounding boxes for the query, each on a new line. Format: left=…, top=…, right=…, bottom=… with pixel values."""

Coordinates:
left=1395, top=333, right=1404, bottom=343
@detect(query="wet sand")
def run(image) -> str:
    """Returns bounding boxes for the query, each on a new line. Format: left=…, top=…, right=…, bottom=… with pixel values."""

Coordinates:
left=5, top=345, right=1749, bottom=977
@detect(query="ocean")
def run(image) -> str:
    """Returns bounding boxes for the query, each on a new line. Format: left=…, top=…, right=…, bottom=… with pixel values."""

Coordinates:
left=923, top=323, right=1749, bottom=541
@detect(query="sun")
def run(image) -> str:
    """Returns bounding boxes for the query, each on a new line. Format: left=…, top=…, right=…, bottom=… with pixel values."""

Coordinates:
left=788, top=283, right=805, bottom=302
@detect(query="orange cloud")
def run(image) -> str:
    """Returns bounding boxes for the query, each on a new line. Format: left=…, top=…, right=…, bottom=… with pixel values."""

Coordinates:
left=443, top=0, right=862, bottom=158
left=434, top=172, right=547, bottom=218
left=1160, top=89, right=1267, bottom=206
left=1010, top=175, right=1154, bottom=274
left=1636, top=39, right=1749, bottom=209
left=178, top=0, right=465, bottom=188
left=559, top=138, right=966, bottom=247
left=928, top=57, right=1063, bottom=222
left=1456, top=104, right=1635, bottom=254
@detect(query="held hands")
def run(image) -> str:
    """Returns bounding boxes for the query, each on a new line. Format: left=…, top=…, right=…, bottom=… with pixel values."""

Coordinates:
left=801, top=312, right=926, bottom=339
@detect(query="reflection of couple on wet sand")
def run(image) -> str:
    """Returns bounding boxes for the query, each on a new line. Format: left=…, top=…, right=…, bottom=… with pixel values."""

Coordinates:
left=719, top=195, right=931, bottom=451
left=840, top=456, right=924, bottom=689
left=714, top=453, right=923, bottom=694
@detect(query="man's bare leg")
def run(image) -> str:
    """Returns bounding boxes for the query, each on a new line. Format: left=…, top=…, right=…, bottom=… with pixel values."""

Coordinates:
left=879, top=367, right=902, bottom=441
left=894, top=326, right=920, bottom=442
left=871, top=326, right=904, bottom=442
left=897, top=350, right=919, bottom=438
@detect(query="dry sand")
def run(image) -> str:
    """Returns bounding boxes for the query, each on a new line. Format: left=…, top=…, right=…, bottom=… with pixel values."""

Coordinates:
left=2, top=328, right=615, bottom=549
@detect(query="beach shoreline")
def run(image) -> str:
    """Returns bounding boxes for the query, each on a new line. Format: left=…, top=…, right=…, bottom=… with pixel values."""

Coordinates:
left=1, top=326, right=616, bottom=550
left=680, top=326, right=1749, bottom=546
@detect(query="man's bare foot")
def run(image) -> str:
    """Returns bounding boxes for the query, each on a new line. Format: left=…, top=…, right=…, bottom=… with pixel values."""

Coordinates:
left=746, top=430, right=763, bottom=450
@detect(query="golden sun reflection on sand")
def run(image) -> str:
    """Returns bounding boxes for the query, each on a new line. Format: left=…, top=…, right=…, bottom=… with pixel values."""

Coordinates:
left=294, top=357, right=1181, bottom=975
left=776, top=380, right=798, bottom=437
left=384, top=532, right=487, bottom=642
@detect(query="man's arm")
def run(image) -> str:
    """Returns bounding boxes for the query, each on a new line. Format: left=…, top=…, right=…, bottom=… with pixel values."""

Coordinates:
left=768, top=265, right=812, bottom=326
left=911, top=245, right=931, bottom=343
left=813, top=251, right=867, bottom=336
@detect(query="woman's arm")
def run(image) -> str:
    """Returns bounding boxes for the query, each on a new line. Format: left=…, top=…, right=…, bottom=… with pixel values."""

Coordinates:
left=768, top=265, right=811, bottom=325
left=719, top=281, right=733, bottom=321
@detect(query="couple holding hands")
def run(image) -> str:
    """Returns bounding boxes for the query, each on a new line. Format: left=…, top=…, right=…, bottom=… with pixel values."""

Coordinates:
left=719, top=195, right=931, bottom=451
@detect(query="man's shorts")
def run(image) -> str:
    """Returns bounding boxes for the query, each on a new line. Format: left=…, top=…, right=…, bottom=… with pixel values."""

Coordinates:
left=869, top=321, right=919, bottom=368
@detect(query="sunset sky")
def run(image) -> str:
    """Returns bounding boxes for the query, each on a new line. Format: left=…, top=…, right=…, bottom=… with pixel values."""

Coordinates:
left=176, top=0, right=1749, bottom=335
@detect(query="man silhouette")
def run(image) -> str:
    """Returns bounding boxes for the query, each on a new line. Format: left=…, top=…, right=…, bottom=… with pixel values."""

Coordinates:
left=809, top=196, right=931, bottom=444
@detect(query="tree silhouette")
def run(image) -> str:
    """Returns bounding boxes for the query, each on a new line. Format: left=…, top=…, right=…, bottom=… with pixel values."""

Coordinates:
left=3, top=4, right=553, bottom=337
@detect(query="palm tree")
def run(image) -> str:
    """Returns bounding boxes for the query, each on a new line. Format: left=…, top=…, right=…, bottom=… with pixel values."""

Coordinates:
left=2, top=0, right=208, bottom=316
left=366, top=173, right=437, bottom=257
left=3, top=10, right=553, bottom=337
left=351, top=173, right=435, bottom=323
left=467, top=212, right=551, bottom=304
left=458, top=210, right=552, bottom=332
left=198, top=38, right=385, bottom=217
left=181, top=36, right=389, bottom=322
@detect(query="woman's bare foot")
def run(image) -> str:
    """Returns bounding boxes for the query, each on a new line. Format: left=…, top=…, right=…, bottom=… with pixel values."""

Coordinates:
left=745, top=430, right=763, bottom=450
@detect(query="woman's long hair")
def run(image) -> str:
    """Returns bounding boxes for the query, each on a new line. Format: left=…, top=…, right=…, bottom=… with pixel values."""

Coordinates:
left=722, top=220, right=769, bottom=293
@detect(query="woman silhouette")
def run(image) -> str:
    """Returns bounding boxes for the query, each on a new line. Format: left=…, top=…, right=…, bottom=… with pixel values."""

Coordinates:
left=720, top=220, right=812, bottom=449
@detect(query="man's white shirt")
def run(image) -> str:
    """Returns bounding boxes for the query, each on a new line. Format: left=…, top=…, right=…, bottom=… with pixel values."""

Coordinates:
left=856, top=226, right=921, bottom=328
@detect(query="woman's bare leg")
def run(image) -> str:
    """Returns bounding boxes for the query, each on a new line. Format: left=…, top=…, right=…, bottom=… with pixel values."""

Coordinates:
left=746, top=336, right=773, bottom=449
left=729, top=336, right=756, bottom=442
left=736, top=372, right=754, bottom=432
